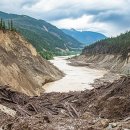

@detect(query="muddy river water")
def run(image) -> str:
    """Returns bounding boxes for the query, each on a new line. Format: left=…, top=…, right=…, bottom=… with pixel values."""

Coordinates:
left=44, top=56, right=107, bottom=92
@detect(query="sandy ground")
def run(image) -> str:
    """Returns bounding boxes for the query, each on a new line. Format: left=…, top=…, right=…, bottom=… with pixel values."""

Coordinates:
left=44, top=56, right=107, bottom=92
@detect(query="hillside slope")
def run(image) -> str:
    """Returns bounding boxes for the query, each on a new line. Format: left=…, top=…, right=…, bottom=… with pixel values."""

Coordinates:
left=72, top=31, right=130, bottom=74
left=0, top=11, right=83, bottom=56
left=62, top=29, right=106, bottom=45
left=83, top=31, right=130, bottom=56
left=0, top=30, right=63, bottom=96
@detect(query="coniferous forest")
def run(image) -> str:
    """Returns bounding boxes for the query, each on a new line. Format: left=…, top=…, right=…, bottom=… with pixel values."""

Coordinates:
left=83, top=31, right=130, bottom=58
left=0, top=18, right=15, bottom=31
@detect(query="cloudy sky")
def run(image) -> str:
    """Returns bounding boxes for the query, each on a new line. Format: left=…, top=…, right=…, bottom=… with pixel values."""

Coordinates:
left=0, top=0, right=130, bottom=36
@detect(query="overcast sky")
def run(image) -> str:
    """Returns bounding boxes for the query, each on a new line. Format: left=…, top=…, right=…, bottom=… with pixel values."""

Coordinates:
left=0, top=0, right=130, bottom=36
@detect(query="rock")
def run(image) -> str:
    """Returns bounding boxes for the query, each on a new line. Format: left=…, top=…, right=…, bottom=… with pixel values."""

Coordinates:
left=95, top=119, right=110, bottom=128
left=100, top=119, right=110, bottom=128
left=82, top=112, right=95, bottom=119
left=109, top=123, right=117, bottom=128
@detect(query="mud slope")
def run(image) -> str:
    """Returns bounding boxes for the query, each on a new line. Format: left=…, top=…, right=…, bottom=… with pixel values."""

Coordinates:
left=71, top=54, right=130, bottom=74
left=0, top=31, right=63, bottom=96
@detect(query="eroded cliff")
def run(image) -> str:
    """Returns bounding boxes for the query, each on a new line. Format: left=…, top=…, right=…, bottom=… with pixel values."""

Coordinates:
left=73, top=31, right=130, bottom=74
left=71, top=54, right=130, bottom=74
left=0, top=30, right=63, bottom=96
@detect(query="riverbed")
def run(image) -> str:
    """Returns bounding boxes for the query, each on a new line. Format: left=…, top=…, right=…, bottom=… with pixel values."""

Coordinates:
left=44, top=56, right=107, bottom=92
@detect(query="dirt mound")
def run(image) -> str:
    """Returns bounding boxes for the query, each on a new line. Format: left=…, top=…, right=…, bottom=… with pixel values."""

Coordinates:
left=0, top=76, right=130, bottom=129
left=0, top=31, right=64, bottom=96
left=82, top=76, right=130, bottom=120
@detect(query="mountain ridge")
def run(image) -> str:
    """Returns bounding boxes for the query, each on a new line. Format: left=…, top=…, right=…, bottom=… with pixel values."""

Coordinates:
left=0, top=11, right=83, bottom=58
left=62, top=28, right=106, bottom=45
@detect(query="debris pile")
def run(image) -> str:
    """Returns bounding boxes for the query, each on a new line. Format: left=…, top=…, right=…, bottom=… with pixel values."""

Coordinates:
left=0, top=76, right=130, bottom=130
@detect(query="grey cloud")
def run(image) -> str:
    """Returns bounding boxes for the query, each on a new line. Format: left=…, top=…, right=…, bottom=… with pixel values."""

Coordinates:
left=91, top=11, right=130, bottom=29
left=40, top=8, right=109, bottom=21
left=0, top=0, right=129, bottom=36
left=21, top=0, right=41, bottom=8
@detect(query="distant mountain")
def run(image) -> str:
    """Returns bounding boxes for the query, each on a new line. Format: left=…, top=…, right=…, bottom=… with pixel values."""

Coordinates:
left=0, top=11, right=84, bottom=57
left=62, top=29, right=106, bottom=45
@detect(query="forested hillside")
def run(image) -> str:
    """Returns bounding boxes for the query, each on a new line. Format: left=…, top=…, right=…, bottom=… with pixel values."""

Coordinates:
left=83, top=31, right=130, bottom=57
left=0, top=11, right=83, bottom=59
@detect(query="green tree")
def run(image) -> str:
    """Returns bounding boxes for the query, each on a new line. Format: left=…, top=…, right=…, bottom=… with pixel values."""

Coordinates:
left=2, top=20, right=6, bottom=30
left=0, top=18, right=3, bottom=29
left=10, top=19, right=13, bottom=31
left=8, top=20, right=11, bottom=30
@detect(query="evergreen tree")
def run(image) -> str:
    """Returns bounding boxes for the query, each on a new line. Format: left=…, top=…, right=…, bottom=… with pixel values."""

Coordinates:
left=10, top=19, right=13, bottom=31
left=83, top=31, right=130, bottom=58
left=0, top=18, right=16, bottom=32
left=8, top=20, right=11, bottom=30
left=2, top=20, right=6, bottom=30
left=0, top=18, right=3, bottom=29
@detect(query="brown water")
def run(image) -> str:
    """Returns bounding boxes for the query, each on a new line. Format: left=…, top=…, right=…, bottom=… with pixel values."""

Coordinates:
left=44, top=56, right=107, bottom=92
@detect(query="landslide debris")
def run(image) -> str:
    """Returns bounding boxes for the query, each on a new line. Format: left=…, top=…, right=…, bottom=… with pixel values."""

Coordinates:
left=0, top=30, right=64, bottom=96
left=0, top=76, right=130, bottom=130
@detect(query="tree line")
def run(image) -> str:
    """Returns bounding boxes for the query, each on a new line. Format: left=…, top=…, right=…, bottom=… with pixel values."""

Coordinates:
left=0, top=18, right=16, bottom=31
left=83, top=31, right=130, bottom=58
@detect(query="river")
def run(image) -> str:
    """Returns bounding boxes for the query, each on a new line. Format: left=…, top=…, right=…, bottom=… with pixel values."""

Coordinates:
left=44, top=56, right=107, bottom=92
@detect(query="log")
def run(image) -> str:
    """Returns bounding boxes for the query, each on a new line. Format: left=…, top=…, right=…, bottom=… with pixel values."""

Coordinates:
left=59, top=95, right=74, bottom=102
left=27, top=103, right=38, bottom=113
left=42, top=102, right=52, bottom=107
left=63, top=102, right=74, bottom=118
left=45, top=107, right=59, bottom=115
left=0, top=97, right=14, bottom=103
left=69, top=103, right=79, bottom=118
left=17, top=105, right=31, bottom=116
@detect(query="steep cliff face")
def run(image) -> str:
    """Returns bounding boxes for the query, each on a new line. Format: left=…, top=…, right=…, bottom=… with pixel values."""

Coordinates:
left=0, top=31, right=63, bottom=96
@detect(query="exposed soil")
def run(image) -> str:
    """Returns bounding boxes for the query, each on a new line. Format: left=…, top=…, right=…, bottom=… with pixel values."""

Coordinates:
left=70, top=54, right=130, bottom=74
left=0, top=76, right=130, bottom=130
left=0, top=31, right=64, bottom=96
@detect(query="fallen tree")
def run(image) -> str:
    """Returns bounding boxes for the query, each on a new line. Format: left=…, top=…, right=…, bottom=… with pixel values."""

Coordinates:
left=0, top=76, right=130, bottom=129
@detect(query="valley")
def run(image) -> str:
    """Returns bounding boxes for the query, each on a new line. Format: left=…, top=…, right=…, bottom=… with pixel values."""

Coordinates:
left=44, top=56, right=107, bottom=92
left=0, top=6, right=130, bottom=130
left=0, top=11, right=84, bottom=59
